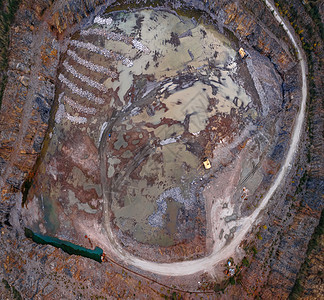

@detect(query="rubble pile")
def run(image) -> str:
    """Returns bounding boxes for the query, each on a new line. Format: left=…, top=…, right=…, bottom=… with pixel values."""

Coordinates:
left=81, top=28, right=134, bottom=44
left=132, top=39, right=150, bottom=54
left=65, top=112, right=87, bottom=124
left=69, top=40, right=133, bottom=67
left=94, top=16, right=113, bottom=26
left=81, top=28, right=150, bottom=54
left=63, top=95, right=97, bottom=115
left=63, top=60, right=108, bottom=92
left=58, top=73, right=105, bottom=104
left=67, top=49, right=117, bottom=78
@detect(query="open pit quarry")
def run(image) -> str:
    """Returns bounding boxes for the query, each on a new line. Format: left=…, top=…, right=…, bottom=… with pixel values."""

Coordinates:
left=0, top=0, right=323, bottom=299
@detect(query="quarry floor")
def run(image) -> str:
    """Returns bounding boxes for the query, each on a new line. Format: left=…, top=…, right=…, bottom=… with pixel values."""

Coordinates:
left=18, top=0, right=307, bottom=285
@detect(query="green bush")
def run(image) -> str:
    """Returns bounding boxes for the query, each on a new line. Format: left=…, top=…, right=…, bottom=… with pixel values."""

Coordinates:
left=229, top=277, right=235, bottom=285
left=242, top=257, right=250, bottom=267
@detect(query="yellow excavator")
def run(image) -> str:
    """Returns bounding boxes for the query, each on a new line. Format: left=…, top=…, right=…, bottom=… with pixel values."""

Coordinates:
left=202, top=140, right=214, bottom=169
left=203, top=157, right=211, bottom=169
left=239, top=47, right=247, bottom=59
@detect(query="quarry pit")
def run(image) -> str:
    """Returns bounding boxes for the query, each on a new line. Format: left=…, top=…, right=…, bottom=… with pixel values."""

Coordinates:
left=1, top=0, right=320, bottom=298
left=24, top=7, right=290, bottom=265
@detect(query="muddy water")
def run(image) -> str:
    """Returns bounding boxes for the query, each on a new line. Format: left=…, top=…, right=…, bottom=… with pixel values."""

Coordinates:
left=103, top=10, right=250, bottom=109
left=99, top=9, right=252, bottom=247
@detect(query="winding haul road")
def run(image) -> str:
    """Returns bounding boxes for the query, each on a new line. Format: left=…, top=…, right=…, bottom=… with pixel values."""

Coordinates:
left=100, top=0, right=307, bottom=276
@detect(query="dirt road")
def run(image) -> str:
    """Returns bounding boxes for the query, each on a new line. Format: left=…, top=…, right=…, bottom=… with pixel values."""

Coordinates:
left=100, top=0, right=307, bottom=276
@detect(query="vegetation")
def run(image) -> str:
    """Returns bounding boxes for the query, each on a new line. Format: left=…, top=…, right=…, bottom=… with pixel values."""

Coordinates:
left=295, top=170, right=308, bottom=194
left=11, top=285, right=22, bottom=300
left=274, top=0, right=322, bottom=172
left=229, top=277, right=235, bottom=285
left=280, top=2, right=323, bottom=290
left=2, top=278, right=10, bottom=290
left=213, top=279, right=230, bottom=293
left=170, top=291, right=183, bottom=300
left=2, top=278, right=22, bottom=299
left=289, top=210, right=323, bottom=299
left=242, top=257, right=250, bottom=267
left=306, top=209, right=323, bottom=256
left=303, top=1, right=324, bottom=41
left=251, top=245, right=258, bottom=256
left=0, top=0, right=20, bottom=108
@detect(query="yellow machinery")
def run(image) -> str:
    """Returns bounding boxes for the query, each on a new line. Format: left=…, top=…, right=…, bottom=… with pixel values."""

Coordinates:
left=239, top=47, right=246, bottom=58
left=203, top=158, right=211, bottom=169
